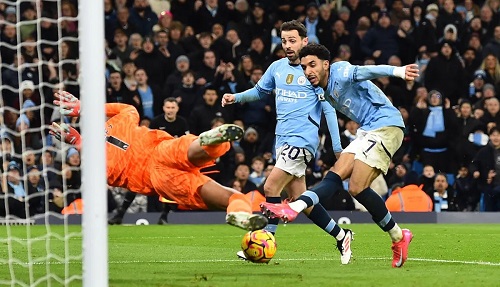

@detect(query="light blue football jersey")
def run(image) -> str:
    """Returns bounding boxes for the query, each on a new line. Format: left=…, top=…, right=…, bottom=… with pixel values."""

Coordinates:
left=323, top=61, right=405, bottom=131
left=235, top=58, right=341, bottom=154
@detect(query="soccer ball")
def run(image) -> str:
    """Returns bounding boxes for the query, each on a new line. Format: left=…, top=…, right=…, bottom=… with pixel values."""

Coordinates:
left=241, top=229, right=277, bottom=263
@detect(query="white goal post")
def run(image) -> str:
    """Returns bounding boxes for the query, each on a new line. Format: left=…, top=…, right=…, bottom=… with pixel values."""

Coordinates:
left=78, top=0, right=108, bottom=286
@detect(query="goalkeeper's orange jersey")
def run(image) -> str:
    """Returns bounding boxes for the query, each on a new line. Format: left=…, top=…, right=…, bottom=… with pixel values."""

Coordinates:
left=105, top=103, right=173, bottom=195
left=104, top=103, right=215, bottom=209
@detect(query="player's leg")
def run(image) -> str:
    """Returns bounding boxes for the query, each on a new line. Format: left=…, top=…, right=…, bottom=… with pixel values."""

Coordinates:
left=348, top=160, right=412, bottom=267
left=108, top=190, right=137, bottom=225
left=186, top=124, right=243, bottom=167
left=261, top=167, right=293, bottom=234
left=261, top=153, right=354, bottom=221
left=286, top=177, right=353, bottom=264
left=198, top=180, right=268, bottom=231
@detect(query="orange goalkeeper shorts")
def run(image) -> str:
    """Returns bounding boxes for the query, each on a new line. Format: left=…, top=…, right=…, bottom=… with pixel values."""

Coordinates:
left=149, top=134, right=211, bottom=210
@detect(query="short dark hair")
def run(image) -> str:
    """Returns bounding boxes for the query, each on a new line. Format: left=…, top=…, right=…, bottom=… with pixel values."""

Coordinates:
left=280, top=20, right=307, bottom=38
left=163, top=97, right=178, bottom=105
left=299, top=43, right=331, bottom=61
left=489, top=126, right=500, bottom=136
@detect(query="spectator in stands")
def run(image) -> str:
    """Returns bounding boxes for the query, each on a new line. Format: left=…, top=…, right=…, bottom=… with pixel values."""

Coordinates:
left=238, top=55, right=254, bottom=83
left=409, top=90, right=459, bottom=174
left=456, top=100, right=486, bottom=166
left=474, top=83, right=496, bottom=110
left=436, top=0, right=463, bottom=40
left=60, top=0, right=78, bottom=36
left=135, top=36, right=173, bottom=89
left=248, top=36, right=270, bottom=69
left=40, top=12, right=58, bottom=60
left=114, top=6, right=138, bottom=37
left=431, top=173, right=460, bottom=212
left=225, top=29, right=247, bottom=65
left=361, top=11, right=399, bottom=64
left=172, top=70, right=200, bottom=119
left=239, top=127, right=260, bottom=163
left=303, top=2, right=320, bottom=44
left=232, top=163, right=257, bottom=194
left=129, top=0, right=158, bottom=37
left=38, top=150, right=58, bottom=184
left=163, top=55, right=190, bottom=97
left=150, top=97, right=189, bottom=137
left=128, top=33, right=144, bottom=56
left=480, top=97, right=500, bottom=129
left=248, top=2, right=271, bottom=49
left=479, top=54, right=500, bottom=90
left=316, top=4, right=335, bottom=47
left=419, top=164, right=436, bottom=196
left=134, top=68, right=162, bottom=119
left=425, top=41, right=467, bottom=105
left=20, top=5, right=37, bottom=41
left=192, top=0, right=236, bottom=34
left=194, top=49, right=218, bottom=87
left=419, top=4, right=439, bottom=55
left=0, top=161, right=40, bottom=218
left=107, top=70, right=143, bottom=115
left=397, top=17, right=417, bottom=65
left=471, top=126, right=500, bottom=211
left=168, top=21, right=186, bottom=56
left=122, top=59, right=138, bottom=90
left=112, top=29, right=133, bottom=64
left=1, top=23, right=17, bottom=67
left=330, top=20, right=352, bottom=59
left=154, top=10, right=173, bottom=33
left=483, top=25, right=500, bottom=60
left=469, top=70, right=487, bottom=105
left=454, top=165, right=479, bottom=211
left=249, top=156, right=266, bottom=187
left=479, top=5, right=495, bottom=40
left=463, top=48, right=481, bottom=80
left=188, top=86, right=227, bottom=135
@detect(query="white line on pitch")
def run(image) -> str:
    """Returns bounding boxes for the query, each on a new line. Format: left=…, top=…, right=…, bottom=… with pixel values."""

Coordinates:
left=3, top=257, right=500, bottom=266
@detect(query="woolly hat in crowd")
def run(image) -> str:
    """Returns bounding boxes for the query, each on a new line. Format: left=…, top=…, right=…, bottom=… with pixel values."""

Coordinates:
left=66, top=147, right=79, bottom=160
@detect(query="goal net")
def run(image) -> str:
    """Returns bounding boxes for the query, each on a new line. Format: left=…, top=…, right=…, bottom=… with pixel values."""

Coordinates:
left=0, top=0, right=107, bottom=286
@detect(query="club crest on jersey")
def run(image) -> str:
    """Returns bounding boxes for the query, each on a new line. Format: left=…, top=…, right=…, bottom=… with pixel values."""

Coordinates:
left=286, top=74, right=294, bottom=84
left=297, top=75, right=307, bottom=85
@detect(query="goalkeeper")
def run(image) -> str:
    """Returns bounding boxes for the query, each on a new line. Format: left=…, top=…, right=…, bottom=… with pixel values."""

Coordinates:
left=49, top=91, right=267, bottom=231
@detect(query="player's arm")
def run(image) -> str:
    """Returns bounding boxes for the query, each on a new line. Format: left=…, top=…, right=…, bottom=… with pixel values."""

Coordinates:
left=345, top=62, right=419, bottom=82
left=222, top=63, right=276, bottom=106
left=321, top=102, right=343, bottom=157
left=105, top=103, right=139, bottom=119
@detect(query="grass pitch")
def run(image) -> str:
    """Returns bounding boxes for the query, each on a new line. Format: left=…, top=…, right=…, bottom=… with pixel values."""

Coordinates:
left=1, top=223, right=499, bottom=287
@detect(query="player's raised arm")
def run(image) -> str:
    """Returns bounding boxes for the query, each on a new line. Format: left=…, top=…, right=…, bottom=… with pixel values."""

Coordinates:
left=350, top=63, right=419, bottom=82
left=221, top=62, right=277, bottom=107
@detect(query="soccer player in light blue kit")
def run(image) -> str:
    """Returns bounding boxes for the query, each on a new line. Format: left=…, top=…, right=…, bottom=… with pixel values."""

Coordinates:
left=222, top=21, right=353, bottom=264
left=261, top=43, right=419, bottom=268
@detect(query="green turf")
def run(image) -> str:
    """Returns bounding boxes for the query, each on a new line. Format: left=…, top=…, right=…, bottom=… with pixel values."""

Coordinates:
left=1, top=224, right=500, bottom=287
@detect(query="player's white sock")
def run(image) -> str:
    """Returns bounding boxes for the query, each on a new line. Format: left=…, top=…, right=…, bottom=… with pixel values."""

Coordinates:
left=336, top=228, right=346, bottom=241
left=388, top=224, right=403, bottom=242
left=288, top=200, right=307, bottom=213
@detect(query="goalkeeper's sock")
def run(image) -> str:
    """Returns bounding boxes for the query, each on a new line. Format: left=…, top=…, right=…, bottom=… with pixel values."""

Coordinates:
left=117, top=191, right=137, bottom=217
left=354, top=187, right=402, bottom=242
left=201, top=142, right=230, bottom=159
left=263, top=197, right=281, bottom=235
left=227, top=193, right=252, bottom=214
left=290, top=171, right=343, bottom=212
left=307, top=204, right=345, bottom=241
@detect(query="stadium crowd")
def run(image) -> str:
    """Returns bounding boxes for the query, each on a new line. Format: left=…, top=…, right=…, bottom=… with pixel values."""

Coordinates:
left=2, top=0, right=500, bottom=220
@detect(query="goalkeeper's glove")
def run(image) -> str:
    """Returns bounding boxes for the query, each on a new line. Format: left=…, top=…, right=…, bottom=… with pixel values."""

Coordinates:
left=53, top=91, right=81, bottom=117
left=49, top=122, right=82, bottom=150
